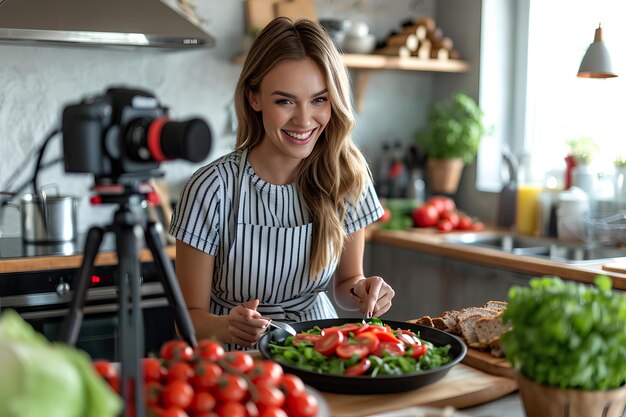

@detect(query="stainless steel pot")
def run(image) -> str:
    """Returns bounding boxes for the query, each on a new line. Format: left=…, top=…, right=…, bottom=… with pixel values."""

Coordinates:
left=10, top=194, right=79, bottom=243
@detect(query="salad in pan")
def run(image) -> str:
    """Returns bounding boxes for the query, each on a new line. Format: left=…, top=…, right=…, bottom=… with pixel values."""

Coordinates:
left=267, top=318, right=452, bottom=377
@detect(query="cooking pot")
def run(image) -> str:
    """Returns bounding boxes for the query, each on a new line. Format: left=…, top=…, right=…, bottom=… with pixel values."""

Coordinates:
left=6, top=194, right=79, bottom=243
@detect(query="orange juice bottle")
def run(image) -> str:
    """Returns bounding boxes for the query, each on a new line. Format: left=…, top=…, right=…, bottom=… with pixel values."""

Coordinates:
left=515, top=158, right=542, bottom=236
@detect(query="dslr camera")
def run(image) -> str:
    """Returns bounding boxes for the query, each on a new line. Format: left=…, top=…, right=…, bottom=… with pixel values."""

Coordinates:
left=62, top=87, right=211, bottom=181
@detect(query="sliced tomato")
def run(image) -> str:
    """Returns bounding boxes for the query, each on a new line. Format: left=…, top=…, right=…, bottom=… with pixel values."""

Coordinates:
left=398, top=332, right=421, bottom=349
left=320, top=326, right=341, bottom=336
left=314, top=328, right=345, bottom=356
left=411, top=344, right=428, bottom=359
left=375, top=341, right=405, bottom=357
left=336, top=341, right=370, bottom=360
left=353, top=331, right=380, bottom=354
left=344, top=358, right=372, bottom=376
left=367, top=324, right=390, bottom=333
left=292, top=333, right=321, bottom=345
left=370, top=328, right=401, bottom=343
left=336, top=323, right=370, bottom=336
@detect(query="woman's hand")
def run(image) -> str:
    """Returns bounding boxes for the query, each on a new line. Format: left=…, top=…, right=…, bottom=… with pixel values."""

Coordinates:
left=350, top=276, right=395, bottom=318
left=227, top=299, right=270, bottom=347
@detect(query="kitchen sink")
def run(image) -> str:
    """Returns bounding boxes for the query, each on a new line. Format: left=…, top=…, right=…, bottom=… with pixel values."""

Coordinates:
left=442, top=232, right=626, bottom=264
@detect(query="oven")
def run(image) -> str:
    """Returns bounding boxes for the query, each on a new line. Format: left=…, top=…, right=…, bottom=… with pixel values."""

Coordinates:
left=0, top=261, right=177, bottom=361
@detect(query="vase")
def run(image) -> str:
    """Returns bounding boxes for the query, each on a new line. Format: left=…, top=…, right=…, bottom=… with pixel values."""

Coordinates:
left=425, top=158, right=464, bottom=194
left=571, top=163, right=595, bottom=195
left=516, top=372, right=626, bottom=417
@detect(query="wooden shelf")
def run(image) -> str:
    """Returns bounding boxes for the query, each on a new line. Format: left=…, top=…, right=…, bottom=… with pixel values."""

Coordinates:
left=232, top=53, right=470, bottom=111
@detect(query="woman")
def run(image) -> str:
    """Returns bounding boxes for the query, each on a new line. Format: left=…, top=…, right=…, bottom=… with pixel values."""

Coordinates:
left=170, top=17, right=394, bottom=348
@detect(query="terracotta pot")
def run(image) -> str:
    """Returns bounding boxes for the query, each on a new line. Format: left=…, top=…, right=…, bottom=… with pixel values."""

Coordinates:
left=425, top=158, right=464, bottom=194
left=516, top=372, right=626, bottom=417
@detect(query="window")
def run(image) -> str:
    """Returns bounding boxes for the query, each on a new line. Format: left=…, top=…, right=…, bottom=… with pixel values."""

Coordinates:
left=477, top=0, right=625, bottom=191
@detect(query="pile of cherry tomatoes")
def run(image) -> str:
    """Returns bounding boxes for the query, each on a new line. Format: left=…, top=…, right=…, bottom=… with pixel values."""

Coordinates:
left=93, top=339, right=319, bottom=417
left=411, top=196, right=484, bottom=232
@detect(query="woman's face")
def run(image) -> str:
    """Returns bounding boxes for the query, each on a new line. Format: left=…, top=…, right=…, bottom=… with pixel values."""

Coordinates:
left=248, top=57, right=332, bottom=162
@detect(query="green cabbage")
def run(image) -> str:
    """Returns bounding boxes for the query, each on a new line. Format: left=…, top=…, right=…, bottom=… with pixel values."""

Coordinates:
left=0, top=309, right=122, bottom=417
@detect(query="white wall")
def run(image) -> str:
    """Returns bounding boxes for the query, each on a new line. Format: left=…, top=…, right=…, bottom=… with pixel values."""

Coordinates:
left=0, top=0, right=458, bottom=237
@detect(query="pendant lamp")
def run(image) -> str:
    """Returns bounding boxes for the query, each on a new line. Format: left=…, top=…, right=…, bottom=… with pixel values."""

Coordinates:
left=577, top=24, right=617, bottom=78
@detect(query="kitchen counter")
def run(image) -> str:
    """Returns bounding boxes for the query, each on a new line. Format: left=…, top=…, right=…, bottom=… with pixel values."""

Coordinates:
left=368, top=227, right=626, bottom=291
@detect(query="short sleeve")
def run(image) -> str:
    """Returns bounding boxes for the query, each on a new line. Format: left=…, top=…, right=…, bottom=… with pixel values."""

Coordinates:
left=169, top=166, right=224, bottom=255
left=343, top=178, right=384, bottom=235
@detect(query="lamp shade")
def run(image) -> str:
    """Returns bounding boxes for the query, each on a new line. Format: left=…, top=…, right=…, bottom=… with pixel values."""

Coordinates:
left=577, top=24, right=617, bottom=78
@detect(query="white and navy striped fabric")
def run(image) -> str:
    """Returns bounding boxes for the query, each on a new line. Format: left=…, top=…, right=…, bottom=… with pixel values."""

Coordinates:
left=170, top=149, right=383, bottom=341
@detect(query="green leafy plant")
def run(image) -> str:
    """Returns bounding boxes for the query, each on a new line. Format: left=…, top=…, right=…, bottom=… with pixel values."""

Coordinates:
left=615, top=155, right=626, bottom=169
left=566, top=136, right=599, bottom=164
left=501, top=276, right=626, bottom=390
left=415, top=93, right=486, bottom=163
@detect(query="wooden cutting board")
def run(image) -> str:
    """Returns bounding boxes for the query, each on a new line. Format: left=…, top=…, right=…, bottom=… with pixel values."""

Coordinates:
left=462, top=348, right=515, bottom=378
left=602, top=261, right=626, bottom=274
left=320, top=364, right=517, bottom=417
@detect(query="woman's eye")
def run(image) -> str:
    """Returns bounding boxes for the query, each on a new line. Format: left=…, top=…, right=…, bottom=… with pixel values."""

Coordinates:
left=313, top=96, right=328, bottom=104
left=275, top=99, right=293, bottom=105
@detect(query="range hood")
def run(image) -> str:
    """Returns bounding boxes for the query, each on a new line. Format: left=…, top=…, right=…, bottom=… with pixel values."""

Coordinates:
left=0, top=0, right=215, bottom=50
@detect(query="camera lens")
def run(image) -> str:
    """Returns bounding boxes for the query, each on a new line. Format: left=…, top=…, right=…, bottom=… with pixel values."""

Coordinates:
left=126, top=117, right=211, bottom=164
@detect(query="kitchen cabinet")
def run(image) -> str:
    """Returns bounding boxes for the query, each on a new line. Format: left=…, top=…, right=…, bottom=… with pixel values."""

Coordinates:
left=232, top=53, right=469, bottom=111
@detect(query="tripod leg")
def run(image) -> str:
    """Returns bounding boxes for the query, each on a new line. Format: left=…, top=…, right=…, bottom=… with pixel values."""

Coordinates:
left=144, top=221, right=198, bottom=347
left=114, top=220, right=145, bottom=417
left=58, top=226, right=104, bottom=345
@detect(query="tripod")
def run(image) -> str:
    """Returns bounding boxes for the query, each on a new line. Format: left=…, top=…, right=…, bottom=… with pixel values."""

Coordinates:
left=58, top=180, right=197, bottom=417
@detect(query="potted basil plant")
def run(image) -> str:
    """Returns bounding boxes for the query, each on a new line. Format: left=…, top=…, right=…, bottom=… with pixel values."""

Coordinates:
left=415, top=92, right=486, bottom=194
left=501, top=276, right=626, bottom=417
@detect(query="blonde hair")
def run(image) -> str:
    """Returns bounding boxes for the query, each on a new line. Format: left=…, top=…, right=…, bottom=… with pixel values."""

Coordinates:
left=234, top=17, right=370, bottom=276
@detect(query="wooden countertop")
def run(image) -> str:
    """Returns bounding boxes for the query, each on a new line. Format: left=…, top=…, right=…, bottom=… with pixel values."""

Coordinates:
left=0, top=245, right=176, bottom=274
left=369, top=227, right=626, bottom=291
left=2, top=228, right=625, bottom=291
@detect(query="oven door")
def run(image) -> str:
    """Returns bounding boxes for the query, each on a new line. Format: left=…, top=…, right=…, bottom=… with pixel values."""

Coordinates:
left=19, top=296, right=176, bottom=361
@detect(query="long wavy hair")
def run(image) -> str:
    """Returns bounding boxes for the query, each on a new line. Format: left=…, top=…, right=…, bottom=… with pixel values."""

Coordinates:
left=234, top=17, right=370, bottom=277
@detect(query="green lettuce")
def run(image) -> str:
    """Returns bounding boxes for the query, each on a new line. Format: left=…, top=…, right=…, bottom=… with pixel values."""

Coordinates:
left=0, top=309, right=122, bottom=417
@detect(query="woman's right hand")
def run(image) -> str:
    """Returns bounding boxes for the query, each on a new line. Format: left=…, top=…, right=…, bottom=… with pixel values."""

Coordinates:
left=227, top=299, right=270, bottom=347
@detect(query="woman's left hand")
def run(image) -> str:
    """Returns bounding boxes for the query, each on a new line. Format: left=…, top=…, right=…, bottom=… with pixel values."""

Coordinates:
left=350, top=276, right=395, bottom=318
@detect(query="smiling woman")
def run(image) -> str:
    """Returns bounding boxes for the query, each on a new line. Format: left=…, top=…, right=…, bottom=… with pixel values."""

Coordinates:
left=169, top=17, right=394, bottom=350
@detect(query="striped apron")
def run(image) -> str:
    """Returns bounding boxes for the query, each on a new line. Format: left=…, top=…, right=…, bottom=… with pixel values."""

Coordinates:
left=209, top=149, right=338, bottom=332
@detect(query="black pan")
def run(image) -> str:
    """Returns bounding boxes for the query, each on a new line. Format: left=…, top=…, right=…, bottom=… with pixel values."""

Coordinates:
left=258, top=318, right=467, bottom=394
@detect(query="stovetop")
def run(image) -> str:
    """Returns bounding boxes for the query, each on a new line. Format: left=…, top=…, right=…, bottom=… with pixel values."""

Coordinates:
left=0, top=234, right=116, bottom=259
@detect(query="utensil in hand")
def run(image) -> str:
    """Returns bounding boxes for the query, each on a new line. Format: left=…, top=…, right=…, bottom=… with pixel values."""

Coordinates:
left=267, top=320, right=297, bottom=344
left=350, top=287, right=369, bottom=322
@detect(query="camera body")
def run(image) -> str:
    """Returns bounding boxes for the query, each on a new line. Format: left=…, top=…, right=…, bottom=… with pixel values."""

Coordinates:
left=62, top=87, right=211, bottom=181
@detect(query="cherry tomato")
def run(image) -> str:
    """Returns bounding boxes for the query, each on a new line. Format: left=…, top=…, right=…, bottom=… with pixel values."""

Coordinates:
left=215, top=373, right=247, bottom=403
left=143, top=357, right=166, bottom=383
left=457, top=214, right=473, bottom=230
left=248, top=360, right=284, bottom=384
left=378, top=207, right=392, bottom=224
left=412, top=204, right=439, bottom=227
left=314, top=328, right=345, bottom=356
left=160, top=406, right=190, bottom=417
left=375, top=341, right=405, bottom=357
left=220, top=351, right=254, bottom=374
left=411, top=344, right=429, bottom=359
left=216, top=401, right=246, bottom=417
left=245, top=401, right=260, bottom=417
left=143, top=381, right=163, bottom=406
left=285, top=391, right=319, bottom=417
left=160, top=340, right=194, bottom=362
left=194, top=339, right=225, bottom=361
left=353, top=331, right=380, bottom=354
left=440, top=210, right=460, bottom=228
left=292, top=333, right=321, bottom=345
left=161, top=380, right=194, bottom=409
left=437, top=218, right=454, bottom=232
left=93, top=359, right=120, bottom=393
left=166, top=361, right=194, bottom=382
left=259, top=406, right=289, bottom=417
left=188, top=391, right=216, bottom=414
left=278, top=374, right=305, bottom=397
left=472, top=221, right=485, bottom=231
left=336, top=341, right=370, bottom=360
left=427, top=196, right=456, bottom=214
left=254, top=380, right=286, bottom=409
left=344, top=358, right=371, bottom=376
left=191, top=360, right=223, bottom=392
